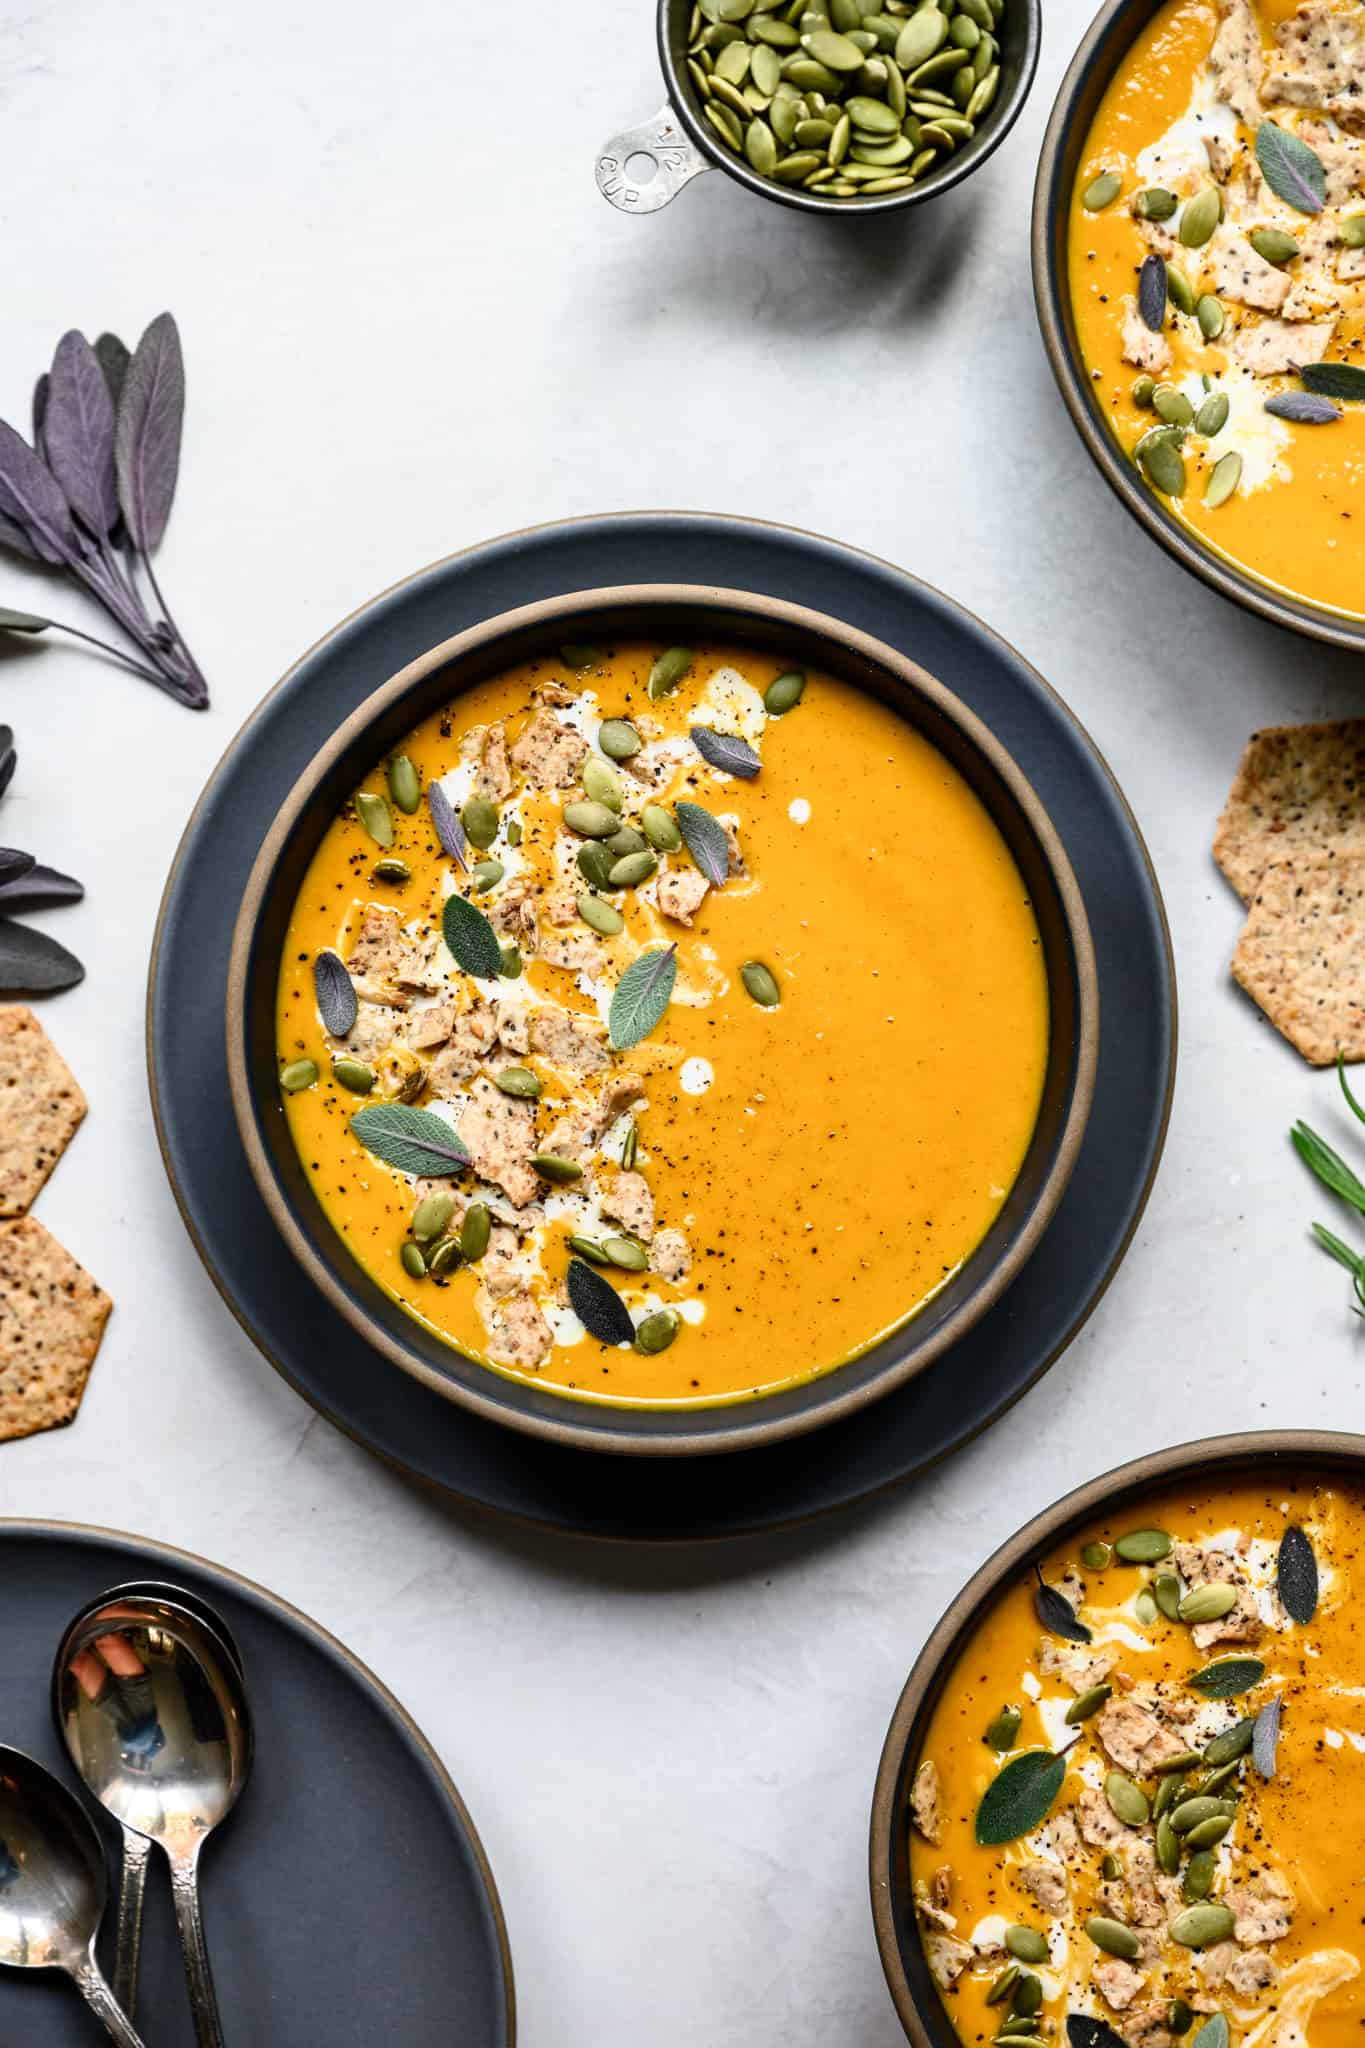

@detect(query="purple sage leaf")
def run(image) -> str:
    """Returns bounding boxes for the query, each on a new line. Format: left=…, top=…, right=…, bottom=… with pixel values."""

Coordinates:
left=1265, top=391, right=1341, bottom=423
left=1256, top=120, right=1325, bottom=214
left=1252, top=1695, right=1283, bottom=1779
left=690, top=726, right=762, bottom=779
left=567, top=1257, right=635, bottom=1347
left=94, top=332, right=131, bottom=408
left=1138, top=253, right=1167, bottom=333
left=314, top=948, right=358, bottom=1036
left=0, top=863, right=82, bottom=913
left=1034, top=1570, right=1092, bottom=1644
left=114, top=312, right=184, bottom=552
left=0, top=727, right=13, bottom=804
left=0, top=850, right=35, bottom=887
left=674, top=801, right=730, bottom=888
left=32, top=374, right=49, bottom=458
left=0, top=510, right=40, bottom=562
left=0, top=420, right=77, bottom=565
left=427, top=781, right=469, bottom=870
left=1277, top=1524, right=1318, bottom=1621
left=0, top=917, right=84, bottom=992
left=44, top=331, right=119, bottom=537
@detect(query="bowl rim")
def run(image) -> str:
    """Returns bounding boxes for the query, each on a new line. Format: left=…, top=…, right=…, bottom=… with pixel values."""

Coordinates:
left=1030, top=0, right=1365, bottom=653
left=225, top=580, right=1099, bottom=1458
left=868, top=1425, right=1365, bottom=2043
left=657, top=0, right=1042, bottom=218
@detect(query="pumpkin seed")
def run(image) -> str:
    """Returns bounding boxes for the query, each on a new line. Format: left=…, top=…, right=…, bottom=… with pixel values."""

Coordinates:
left=1154, top=1573, right=1183, bottom=1619
left=564, top=800, right=620, bottom=839
left=986, top=1965, right=1020, bottom=2005
left=1135, top=186, right=1178, bottom=219
left=530, top=1154, right=583, bottom=1184
left=559, top=643, right=603, bottom=669
left=1083, top=170, right=1121, bottom=210
left=577, top=893, right=625, bottom=937
left=461, top=1201, right=492, bottom=1263
left=1203, top=1718, right=1255, bottom=1765
left=1137, top=434, right=1186, bottom=496
left=1204, top=450, right=1242, bottom=508
left=1135, top=1588, right=1159, bottom=1625
left=1114, top=1528, right=1173, bottom=1564
left=568, top=1235, right=609, bottom=1264
left=1342, top=212, right=1365, bottom=247
left=472, top=859, right=504, bottom=893
left=400, top=1241, right=427, bottom=1280
left=805, top=26, right=866, bottom=67
left=609, top=850, right=659, bottom=887
left=602, top=1235, right=650, bottom=1272
left=964, top=66, right=997, bottom=119
left=462, top=796, right=499, bottom=849
left=1087, top=1917, right=1141, bottom=1961
left=1011, top=1974, right=1043, bottom=2017
left=1198, top=1759, right=1241, bottom=1796
left=1181, top=1854, right=1217, bottom=1904
left=499, top=944, right=523, bottom=980
left=1171, top=1903, right=1235, bottom=1949
left=387, top=755, right=421, bottom=814
left=635, top=1308, right=680, bottom=1354
left=1080, top=1541, right=1112, bottom=1569
left=1132, top=375, right=1156, bottom=408
left=372, top=857, right=411, bottom=885
left=599, top=718, right=642, bottom=761
left=1066, top=1683, right=1113, bottom=1723
left=506, top=821, right=523, bottom=847
left=994, top=2035, right=1047, bottom=2048
left=428, top=1236, right=462, bottom=1276
left=1156, top=1813, right=1180, bottom=1874
left=332, top=1057, right=375, bottom=1094
left=1101, top=1851, right=1122, bottom=1882
left=494, top=1066, right=542, bottom=1100
left=752, top=43, right=783, bottom=91
left=649, top=647, right=694, bottom=699
left=355, top=791, right=394, bottom=847
left=746, top=117, right=780, bottom=173
left=705, top=100, right=744, bottom=149
left=621, top=1121, right=639, bottom=1170
left=1171, top=1795, right=1225, bottom=1833
left=764, top=668, right=807, bottom=714
left=1250, top=227, right=1299, bottom=265
left=1166, top=265, right=1195, bottom=315
left=1154, top=1748, right=1203, bottom=1774
left=951, top=13, right=979, bottom=46
left=578, top=842, right=617, bottom=889
left=1153, top=384, right=1194, bottom=427
left=642, top=804, right=683, bottom=851
left=583, top=756, right=623, bottom=810
left=1179, top=1582, right=1238, bottom=1624
left=1004, top=1927, right=1049, bottom=1964
left=984, top=1705, right=1023, bottom=1751
left=413, top=1191, right=456, bottom=1245
left=1105, top=1771, right=1149, bottom=1827
left=1169, top=2003, right=1194, bottom=2036
left=280, top=1058, right=319, bottom=1092
left=1180, top=186, right=1220, bottom=246
left=997, top=2019, right=1041, bottom=2038
left=741, top=960, right=781, bottom=1007
left=1185, top=1814, right=1232, bottom=1849
left=1197, top=294, right=1225, bottom=339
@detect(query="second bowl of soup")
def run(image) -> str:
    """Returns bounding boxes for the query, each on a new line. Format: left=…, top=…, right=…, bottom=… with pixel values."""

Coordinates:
left=228, top=587, right=1096, bottom=1455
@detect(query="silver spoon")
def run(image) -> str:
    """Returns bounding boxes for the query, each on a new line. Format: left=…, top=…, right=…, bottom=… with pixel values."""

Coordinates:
left=0, top=1743, right=148, bottom=2046
left=53, top=1582, right=245, bottom=2022
left=52, top=1595, right=253, bottom=2048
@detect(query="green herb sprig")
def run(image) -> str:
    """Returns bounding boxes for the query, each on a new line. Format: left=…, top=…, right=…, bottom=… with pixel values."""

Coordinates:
left=1292, top=1057, right=1365, bottom=1314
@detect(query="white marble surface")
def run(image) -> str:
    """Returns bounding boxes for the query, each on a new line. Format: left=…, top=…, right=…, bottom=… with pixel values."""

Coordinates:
left=2, top=0, right=1365, bottom=2040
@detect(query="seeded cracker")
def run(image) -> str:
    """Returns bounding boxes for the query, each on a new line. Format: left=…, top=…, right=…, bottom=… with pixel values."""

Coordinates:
left=0, top=1216, right=112, bottom=1441
left=1232, top=855, right=1365, bottom=1065
left=0, top=1005, right=88, bottom=1216
left=1214, top=720, right=1365, bottom=904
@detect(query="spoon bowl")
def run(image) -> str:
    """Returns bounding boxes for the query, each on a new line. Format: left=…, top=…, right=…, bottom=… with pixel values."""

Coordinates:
left=0, top=1744, right=146, bottom=2046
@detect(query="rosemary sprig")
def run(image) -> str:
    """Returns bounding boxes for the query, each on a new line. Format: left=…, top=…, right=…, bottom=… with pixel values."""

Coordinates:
left=1293, top=1057, right=1365, bottom=1315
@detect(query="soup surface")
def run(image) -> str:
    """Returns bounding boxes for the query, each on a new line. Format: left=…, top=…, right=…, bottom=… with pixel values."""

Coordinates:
left=1070, top=0, right=1365, bottom=618
left=276, top=640, right=1048, bottom=1407
left=908, top=1475, right=1365, bottom=2048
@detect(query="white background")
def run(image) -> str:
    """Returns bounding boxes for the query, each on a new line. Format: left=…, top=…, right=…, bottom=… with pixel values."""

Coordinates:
left=2, top=2, right=1364, bottom=2041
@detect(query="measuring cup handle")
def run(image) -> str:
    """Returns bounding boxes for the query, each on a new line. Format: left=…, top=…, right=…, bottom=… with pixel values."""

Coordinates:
left=596, top=106, right=712, bottom=213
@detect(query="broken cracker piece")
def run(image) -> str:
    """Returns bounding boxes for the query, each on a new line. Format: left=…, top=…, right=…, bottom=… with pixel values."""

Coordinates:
left=1232, top=854, right=1365, bottom=1064
left=0, top=1216, right=112, bottom=1441
left=1214, top=720, right=1365, bottom=904
left=0, top=1006, right=88, bottom=1217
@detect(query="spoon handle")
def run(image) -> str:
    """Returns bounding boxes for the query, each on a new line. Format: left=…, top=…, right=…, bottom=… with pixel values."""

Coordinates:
left=169, top=1849, right=227, bottom=2048
left=113, top=1827, right=151, bottom=2017
left=70, top=1952, right=149, bottom=2048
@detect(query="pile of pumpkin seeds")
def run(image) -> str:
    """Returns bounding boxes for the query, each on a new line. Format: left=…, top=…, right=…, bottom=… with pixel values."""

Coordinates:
left=684, top=0, right=1006, bottom=200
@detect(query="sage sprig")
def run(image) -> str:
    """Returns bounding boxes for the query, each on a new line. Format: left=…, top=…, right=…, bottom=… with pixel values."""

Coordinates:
left=1293, top=1063, right=1365, bottom=1314
left=0, top=317, right=206, bottom=708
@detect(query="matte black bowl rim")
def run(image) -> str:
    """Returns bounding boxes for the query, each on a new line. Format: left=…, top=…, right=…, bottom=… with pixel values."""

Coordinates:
left=226, top=583, right=1098, bottom=1460
left=1031, top=0, right=1365, bottom=652
left=657, top=0, right=1042, bottom=217
left=869, top=1427, right=1365, bottom=2045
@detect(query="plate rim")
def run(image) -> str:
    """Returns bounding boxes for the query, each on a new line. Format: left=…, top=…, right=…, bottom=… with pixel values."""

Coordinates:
left=0, top=1514, right=516, bottom=2040
left=146, top=510, right=1178, bottom=1540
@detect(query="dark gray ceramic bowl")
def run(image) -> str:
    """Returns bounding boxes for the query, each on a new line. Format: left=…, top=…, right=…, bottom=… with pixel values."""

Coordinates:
left=226, top=584, right=1097, bottom=1459
left=1032, top=0, right=1365, bottom=652
left=596, top=0, right=1040, bottom=218
left=869, top=1428, right=1365, bottom=2043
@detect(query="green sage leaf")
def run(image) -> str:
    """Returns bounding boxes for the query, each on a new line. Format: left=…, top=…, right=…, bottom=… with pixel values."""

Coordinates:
left=976, top=1749, right=1068, bottom=1846
left=609, top=944, right=678, bottom=1051
left=0, top=607, right=50, bottom=633
left=442, top=891, right=502, bottom=979
left=675, top=801, right=730, bottom=887
left=1302, top=362, right=1365, bottom=403
left=1255, top=120, right=1325, bottom=213
left=1189, top=1656, right=1265, bottom=1699
left=350, top=1103, right=471, bottom=1178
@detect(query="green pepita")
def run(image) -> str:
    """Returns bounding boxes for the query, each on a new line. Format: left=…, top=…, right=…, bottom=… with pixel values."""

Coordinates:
left=578, top=842, right=618, bottom=888
left=472, top=859, right=504, bottom=893
left=609, top=850, right=659, bottom=888
left=1203, top=1718, right=1255, bottom=1766
left=460, top=1201, right=492, bottom=1263
left=1171, top=1795, right=1225, bottom=1834
left=1342, top=213, right=1365, bottom=247
left=599, top=718, right=642, bottom=761
left=387, top=755, right=421, bottom=814
left=741, top=960, right=781, bottom=1007
left=1185, top=1814, right=1233, bottom=1850
left=1153, top=1771, right=1184, bottom=1819
left=1065, top=1683, right=1113, bottom=1723
left=332, top=1057, right=375, bottom=1094
left=984, top=1705, right=1023, bottom=1751
left=1182, top=1851, right=1217, bottom=1902
left=354, top=791, right=394, bottom=848
left=608, top=826, right=648, bottom=858
left=635, top=1308, right=680, bottom=1355
left=530, top=1154, right=583, bottom=1185
left=649, top=647, right=694, bottom=699
left=986, top=1965, right=1020, bottom=2005
left=642, top=804, right=683, bottom=851
left=494, top=1066, right=542, bottom=1100
left=1135, top=186, right=1178, bottom=220
left=563, top=801, right=620, bottom=839
left=1156, top=1812, right=1180, bottom=1875
left=1153, top=384, right=1194, bottom=427
left=602, top=1235, right=651, bottom=1272
left=1180, top=185, right=1220, bottom=246
left=412, top=1191, right=456, bottom=1245
left=1080, top=1541, right=1113, bottom=1569
left=1197, top=293, right=1225, bottom=339
left=462, top=797, right=499, bottom=849
left=583, top=756, right=623, bottom=811
left=1105, top=1771, right=1149, bottom=1827
left=371, top=857, right=411, bottom=886
left=1169, top=2003, right=1195, bottom=2037
left=1011, top=1975, right=1043, bottom=2018
left=428, top=1236, right=462, bottom=1276
left=577, top=893, right=625, bottom=937
left=559, top=643, right=604, bottom=670
left=1137, top=434, right=1186, bottom=497
left=1204, top=450, right=1243, bottom=508
left=1086, top=1917, right=1141, bottom=1961
left=1166, top=265, right=1195, bottom=315
left=400, top=1241, right=427, bottom=1280
left=1171, top=1903, right=1235, bottom=1949
left=1114, top=1528, right=1173, bottom=1564
left=1135, top=1588, right=1159, bottom=1625
left=1083, top=170, right=1121, bottom=210
left=499, top=944, right=523, bottom=980
left=1250, top=227, right=1299, bottom=265
left=568, top=1235, right=608, bottom=1264
left=1154, top=1573, right=1183, bottom=1619
left=280, top=1058, right=319, bottom=1092
left=1178, top=1582, right=1238, bottom=1624
left=1004, top=1927, right=1049, bottom=1964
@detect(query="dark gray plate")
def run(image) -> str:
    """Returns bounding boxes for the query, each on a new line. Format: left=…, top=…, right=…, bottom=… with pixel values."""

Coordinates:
left=0, top=1523, right=513, bottom=2045
left=148, top=512, right=1176, bottom=1540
